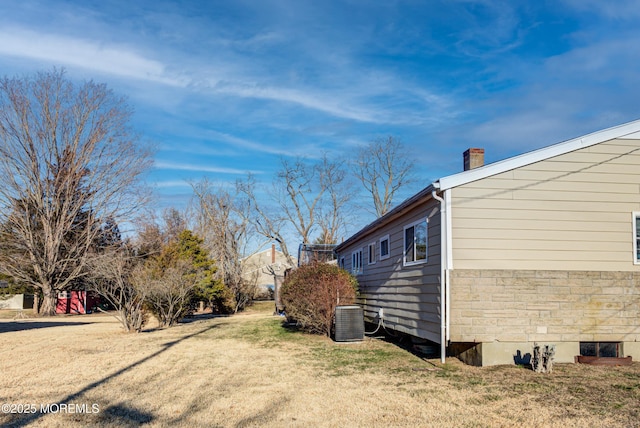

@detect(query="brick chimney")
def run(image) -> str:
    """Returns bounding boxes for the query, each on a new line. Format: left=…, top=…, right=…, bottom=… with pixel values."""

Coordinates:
left=271, top=243, right=276, bottom=264
left=463, top=148, right=485, bottom=171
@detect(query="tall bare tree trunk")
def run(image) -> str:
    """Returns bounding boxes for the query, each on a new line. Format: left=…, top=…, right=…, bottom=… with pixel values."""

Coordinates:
left=40, top=285, right=57, bottom=316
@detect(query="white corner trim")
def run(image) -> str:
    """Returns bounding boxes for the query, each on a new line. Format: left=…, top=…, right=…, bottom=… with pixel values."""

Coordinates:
left=444, top=189, right=453, bottom=270
left=633, top=212, right=640, bottom=265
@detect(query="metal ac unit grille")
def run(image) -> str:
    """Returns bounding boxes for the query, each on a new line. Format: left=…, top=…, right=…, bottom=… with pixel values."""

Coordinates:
left=334, top=305, right=364, bottom=342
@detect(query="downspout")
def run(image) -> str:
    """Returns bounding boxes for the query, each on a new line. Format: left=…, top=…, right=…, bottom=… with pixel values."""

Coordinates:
left=444, top=189, right=452, bottom=345
left=432, top=188, right=447, bottom=363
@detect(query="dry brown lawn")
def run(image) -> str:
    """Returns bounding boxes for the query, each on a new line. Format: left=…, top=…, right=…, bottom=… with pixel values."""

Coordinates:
left=1, top=302, right=639, bottom=427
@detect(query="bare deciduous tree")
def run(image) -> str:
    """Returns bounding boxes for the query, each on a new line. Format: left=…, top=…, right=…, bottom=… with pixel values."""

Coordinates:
left=234, top=155, right=351, bottom=284
left=316, top=156, right=351, bottom=244
left=190, top=179, right=255, bottom=312
left=88, top=248, right=148, bottom=333
left=274, top=157, right=325, bottom=245
left=162, top=208, right=188, bottom=245
left=237, top=155, right=350, bottom=257
left=132, top=208, right=186, bottom=260
left=0, top=69, right=152, bottom=315
left=353, top=136, right=414, bottom=217
left=134, top=259, right=203, bottom=328
left=236, top=174, right=297, bottom=267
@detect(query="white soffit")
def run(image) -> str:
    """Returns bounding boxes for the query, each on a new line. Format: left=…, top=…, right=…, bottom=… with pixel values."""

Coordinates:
left=436, top=118, right=640, bottom=190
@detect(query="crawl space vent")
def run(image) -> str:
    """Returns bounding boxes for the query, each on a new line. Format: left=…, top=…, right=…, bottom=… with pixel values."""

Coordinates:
left=334, top=305, right=364, bottom=342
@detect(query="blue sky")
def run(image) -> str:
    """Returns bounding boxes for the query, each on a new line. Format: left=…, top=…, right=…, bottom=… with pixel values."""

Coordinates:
left=1, top=0, right=640, bottom=240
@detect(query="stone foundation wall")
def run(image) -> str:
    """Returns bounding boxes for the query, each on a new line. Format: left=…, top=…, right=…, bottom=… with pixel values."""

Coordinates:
left=449, top=270, right=640, bottom=344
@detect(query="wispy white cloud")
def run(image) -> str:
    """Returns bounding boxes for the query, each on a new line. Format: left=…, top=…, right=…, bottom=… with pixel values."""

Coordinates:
left=0, top=25, right=449, bottom=125
left=154, top=160, right=261, bottom=175
left=199, top=70, right=451, bottom=126
left=4, top=0, right=640, bottom=231
left=0, top=3, right=456, bottom=127
left=459, top=35, right=640, bottom=157
left=215, top=82, right=381, bottom=123
left=152, top=179, right=236, bottom=190
left=151, top=180, right=192, bottom=189
left=201, top=130, right=293, bottom=157
left=561, top=0, right=640, bottom=20
left=544, top=36, right=640, bottom=82
left=450, top=1, right=526, bottom=58
left=0, top=27, right=186, bottom=86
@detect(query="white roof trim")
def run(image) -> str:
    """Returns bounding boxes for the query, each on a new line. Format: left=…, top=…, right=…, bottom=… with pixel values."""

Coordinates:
left=435, top=118, right=640, bottom=190
left=619, top=130, right=640, bottom=139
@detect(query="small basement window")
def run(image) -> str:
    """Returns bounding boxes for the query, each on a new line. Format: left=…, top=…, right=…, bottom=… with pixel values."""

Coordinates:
left=580, top=342, right=621, bottom=358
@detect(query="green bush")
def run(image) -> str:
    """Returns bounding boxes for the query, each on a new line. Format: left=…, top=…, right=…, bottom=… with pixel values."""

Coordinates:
left=280, top=262, right=358, bottom=336
left=0, top=278, right=32, bottom=298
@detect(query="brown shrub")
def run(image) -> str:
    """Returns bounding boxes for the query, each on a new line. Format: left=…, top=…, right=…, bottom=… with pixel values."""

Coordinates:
left=280, top=262, right=358, bottom=336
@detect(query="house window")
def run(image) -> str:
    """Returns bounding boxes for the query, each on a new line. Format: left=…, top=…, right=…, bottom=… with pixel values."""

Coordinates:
left=404, top=219, right=427, bottom=266
left=339, top=256, right=345, bottom=269
left=352, top=249, right=363, bottom=275
left=580, top=342, right=621, bottom=358
left=634, top=212, right=640, bottom=264
left=368, top=243, right=376, bottom=265
left=379, top=235, right=390, bottom=260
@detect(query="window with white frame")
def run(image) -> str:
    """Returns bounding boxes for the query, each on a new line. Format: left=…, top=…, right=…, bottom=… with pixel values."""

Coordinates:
left=404, top=218, right=427, bottom=266
left=352, top=249, right=363, bottom=275
left=379, top=235, right=390, bottom=260
left=634, top=212, right=640, bottom=264
left=339, top=256, right=345, bottom=269
left=368, top=242, right=376, bottom=265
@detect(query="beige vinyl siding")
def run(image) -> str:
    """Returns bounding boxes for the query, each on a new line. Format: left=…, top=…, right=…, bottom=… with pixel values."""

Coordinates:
left=337, top=199, right=442, bottom=343
left=451, top=138, right=640, bottom=271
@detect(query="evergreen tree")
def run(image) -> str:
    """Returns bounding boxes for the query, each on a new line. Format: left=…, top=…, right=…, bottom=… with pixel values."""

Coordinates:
left=173, top=230, right=234, bottom=314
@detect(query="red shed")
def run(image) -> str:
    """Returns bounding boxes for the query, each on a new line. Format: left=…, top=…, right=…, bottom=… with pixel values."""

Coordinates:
left=56, top=290, right=100, bottom=314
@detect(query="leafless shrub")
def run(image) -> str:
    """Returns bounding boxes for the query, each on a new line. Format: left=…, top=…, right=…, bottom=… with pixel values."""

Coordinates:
left=87, top=249, right=148, bottom=333
left=133, top=259, right=203, bottom=328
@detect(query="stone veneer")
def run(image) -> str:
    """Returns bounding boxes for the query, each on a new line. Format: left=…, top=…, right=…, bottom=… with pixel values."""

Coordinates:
left=449, top=270, right=640, bottom=365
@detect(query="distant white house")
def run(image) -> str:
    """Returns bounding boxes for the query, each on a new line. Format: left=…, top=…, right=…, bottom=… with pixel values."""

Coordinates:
left=335, top=119, right=640, bottom=366
left=0, top=293, right=34, bottom=310
left=242, top=244, right=297, bottom=298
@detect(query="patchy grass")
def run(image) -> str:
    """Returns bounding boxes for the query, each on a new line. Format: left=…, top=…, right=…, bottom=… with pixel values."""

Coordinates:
left=0, top=302, right=639, bottom=427
left=0, top=308, right=35, bottom=319
left=308, top=341, right=418, bottom=376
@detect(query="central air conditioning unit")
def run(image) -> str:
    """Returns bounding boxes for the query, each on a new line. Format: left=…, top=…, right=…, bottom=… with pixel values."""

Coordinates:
left=334, top=305, right=364, bottom=342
